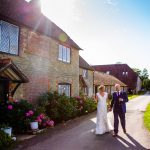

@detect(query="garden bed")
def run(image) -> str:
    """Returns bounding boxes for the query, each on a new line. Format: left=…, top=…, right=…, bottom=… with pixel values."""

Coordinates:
left=0, top=91, right=97, bottom=149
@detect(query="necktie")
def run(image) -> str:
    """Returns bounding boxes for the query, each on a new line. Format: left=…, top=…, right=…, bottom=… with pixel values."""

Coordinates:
left=118, top=92, right=120, bottom=97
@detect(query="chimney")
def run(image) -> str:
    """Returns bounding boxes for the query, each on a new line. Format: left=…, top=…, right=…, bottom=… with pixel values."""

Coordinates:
left=29, top=0, right=41, bottom=13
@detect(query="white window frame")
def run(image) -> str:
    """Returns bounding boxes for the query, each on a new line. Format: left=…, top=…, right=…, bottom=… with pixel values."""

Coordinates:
left=58, top=44, right=71, bottom=63
left=58, top=83, right=71, bottom=97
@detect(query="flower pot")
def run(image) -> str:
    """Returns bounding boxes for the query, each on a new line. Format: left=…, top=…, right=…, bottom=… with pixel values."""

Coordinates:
left=1, top=127, right=12, bottom=137
left=30, top=122, right=38, bottom=130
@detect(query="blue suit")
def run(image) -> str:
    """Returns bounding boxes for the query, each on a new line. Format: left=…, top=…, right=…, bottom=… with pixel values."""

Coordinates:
left=111, top=91, right=128, bottom=134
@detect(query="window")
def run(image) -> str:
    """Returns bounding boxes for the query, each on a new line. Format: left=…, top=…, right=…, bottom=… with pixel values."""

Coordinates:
left=58, top=83, right=71, bottom=97
left=83, top=69, right=88, bottom=78
left=0, top=20, right=19, bottom=55
left=58, top=44, right=71, bottom=63
left=122, top=72, right=128, bottom=76
left=106, top=71, right=110, bottom=74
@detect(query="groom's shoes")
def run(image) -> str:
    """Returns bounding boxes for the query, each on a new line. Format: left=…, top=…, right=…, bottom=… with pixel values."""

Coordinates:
left=123, top=129, right=127, bottom=134
left=112, top=133, right=118, bottom=137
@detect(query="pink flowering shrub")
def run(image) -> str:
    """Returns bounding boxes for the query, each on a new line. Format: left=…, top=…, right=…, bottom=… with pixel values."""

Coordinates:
left=7, top=105, right=13, bottom=110
left=35, top=113, right=54, bottom=128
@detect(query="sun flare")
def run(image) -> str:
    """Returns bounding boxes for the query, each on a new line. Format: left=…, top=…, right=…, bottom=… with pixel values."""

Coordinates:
left=41, top=0, right=78, bottom=25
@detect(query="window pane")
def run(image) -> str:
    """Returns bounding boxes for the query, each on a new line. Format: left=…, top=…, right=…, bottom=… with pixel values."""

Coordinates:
left=9, top=25, right=19, bottom=55
left=67, top=48, right=70, bottom=63
left=0, top=21, right=19, bottom=55
left=66, top=85, right=70, bottom=97
left=1, top=21, right=10, bottom=53
left=58, top=84, right=70, bottom=97
left=63, top=46, right=67, bottom=62
left=58, top=45, right=63, bottom=60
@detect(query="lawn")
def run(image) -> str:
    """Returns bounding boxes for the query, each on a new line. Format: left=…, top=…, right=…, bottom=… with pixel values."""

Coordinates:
left=144, top=103, right=150, bottom=131
left=128, top=91, right=146, bottom=100
left=128, top=94, right=140, bottom=100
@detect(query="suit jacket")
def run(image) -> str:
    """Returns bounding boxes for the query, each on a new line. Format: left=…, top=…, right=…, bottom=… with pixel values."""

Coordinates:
left=111, top=91, right=128, bottom=113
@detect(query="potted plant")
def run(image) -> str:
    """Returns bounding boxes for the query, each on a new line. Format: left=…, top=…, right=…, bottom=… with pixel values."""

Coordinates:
left=0, top=124, right=12, bottom=137
left=25, top=110, right=39, bottom=130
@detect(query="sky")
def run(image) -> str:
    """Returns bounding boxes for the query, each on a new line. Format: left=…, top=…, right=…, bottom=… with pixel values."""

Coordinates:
left=41, top=0, right=150, bottom=74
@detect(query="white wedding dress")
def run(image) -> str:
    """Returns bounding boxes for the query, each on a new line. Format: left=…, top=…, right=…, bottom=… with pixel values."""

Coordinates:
left=95, top=92, right=113, bottom=134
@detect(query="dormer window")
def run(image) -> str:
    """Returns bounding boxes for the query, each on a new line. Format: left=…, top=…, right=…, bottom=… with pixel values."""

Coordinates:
left=106, top=71, right=110, bottom=74
left=58, top=44, right=71, bottom=63
left=0, top=20, right=19, bottom=55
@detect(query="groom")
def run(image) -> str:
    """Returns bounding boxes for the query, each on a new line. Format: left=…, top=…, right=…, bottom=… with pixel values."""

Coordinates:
left=110, top=84, right=128, bottom=137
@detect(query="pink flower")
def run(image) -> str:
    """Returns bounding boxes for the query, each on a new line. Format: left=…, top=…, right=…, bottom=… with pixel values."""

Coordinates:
left=8, top=105, right=13, bottom=110
left=28, top=110, right=34, bottom=115
left=26, top=112, right=30, bottom=117
left=36, top=118, right=42, bottom=123
left=46, top=120, right=54, bottom=127
left=80, top=100, right=83, bottom=104
left=39, top=114, right=45, bottom=119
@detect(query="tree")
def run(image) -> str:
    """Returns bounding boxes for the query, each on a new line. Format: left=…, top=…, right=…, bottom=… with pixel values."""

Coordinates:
left=133, top=68, right=141, bottom=76
left=143, top=79, right=150, bottom=90
left=133, top=68, right=149, bottom=90
left=141, top=68, right=149, bottom=80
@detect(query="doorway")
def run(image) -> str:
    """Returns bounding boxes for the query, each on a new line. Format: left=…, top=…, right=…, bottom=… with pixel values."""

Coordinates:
left=0, top=78, right=9, bottom=102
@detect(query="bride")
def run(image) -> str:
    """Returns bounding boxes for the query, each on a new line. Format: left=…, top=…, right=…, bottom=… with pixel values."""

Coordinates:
left=95, top=85, right=112, bottom=135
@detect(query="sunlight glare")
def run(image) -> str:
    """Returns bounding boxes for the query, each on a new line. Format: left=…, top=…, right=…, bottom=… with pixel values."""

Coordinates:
left=41, top=0, right=78, bottom=26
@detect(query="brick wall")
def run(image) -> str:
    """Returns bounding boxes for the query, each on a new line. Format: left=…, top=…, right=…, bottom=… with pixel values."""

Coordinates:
left=0, top=26, right=79, bottom=103
left=79, top=68, right=94, bottom=97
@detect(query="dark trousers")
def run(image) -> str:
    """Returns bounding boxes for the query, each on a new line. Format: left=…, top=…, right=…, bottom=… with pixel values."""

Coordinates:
left=114, top=110, right=126, bottom=133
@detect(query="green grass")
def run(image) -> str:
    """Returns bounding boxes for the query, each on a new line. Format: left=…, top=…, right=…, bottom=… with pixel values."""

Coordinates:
left=144, top=103, right=150, bottom=131
left=128, top=94, right=139, bottom=100
left=128, top=91, right=146, bottom=100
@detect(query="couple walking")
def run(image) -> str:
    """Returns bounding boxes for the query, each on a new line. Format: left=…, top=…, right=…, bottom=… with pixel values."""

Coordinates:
left=95, top=84, right=128, bottom=137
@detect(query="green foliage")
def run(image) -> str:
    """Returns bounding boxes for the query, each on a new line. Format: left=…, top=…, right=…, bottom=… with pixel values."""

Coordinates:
left=82, top=97, right=97, bottom=114
left=38, top=91, right=97, bottom=124
left=144, top=103, right=150, bottom=131
left=143, top=79, right=150, bottom=90
left=133, top=68, right=142, bottom=76
left=0, top=100, right=35, bottom=133
left=141, top=68, right=149, bottom=80
left=0, top=130, right=14, bottom=150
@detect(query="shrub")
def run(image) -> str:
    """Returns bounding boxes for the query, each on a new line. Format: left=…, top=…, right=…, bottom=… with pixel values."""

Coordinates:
left=38, top=91, right=97, bottom=123
left=57, top=95, right=76, bottom=121
left=0, top=130, right=14, bottom=150
left=0, top=100, right=34, bottom=133
left=82, top=97, right=97, bottom=114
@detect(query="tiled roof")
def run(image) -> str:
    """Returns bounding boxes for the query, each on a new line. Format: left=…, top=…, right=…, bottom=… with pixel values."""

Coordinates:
left=0, top=0, right=82, bottom=50
left=94, top=71, right=126, bottom=86
left=79, top=56, right=94, bottom=71
left=92, top=64, right=138, bottom=88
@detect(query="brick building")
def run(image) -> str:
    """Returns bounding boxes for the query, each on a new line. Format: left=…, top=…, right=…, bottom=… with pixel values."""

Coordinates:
left=94, top=71, right=126, bottom=94
left=0, top=0, right=82, bottom=103
left=79, top=56, right=94, bottom=97
left=93, top=64, right=142, bottom=93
